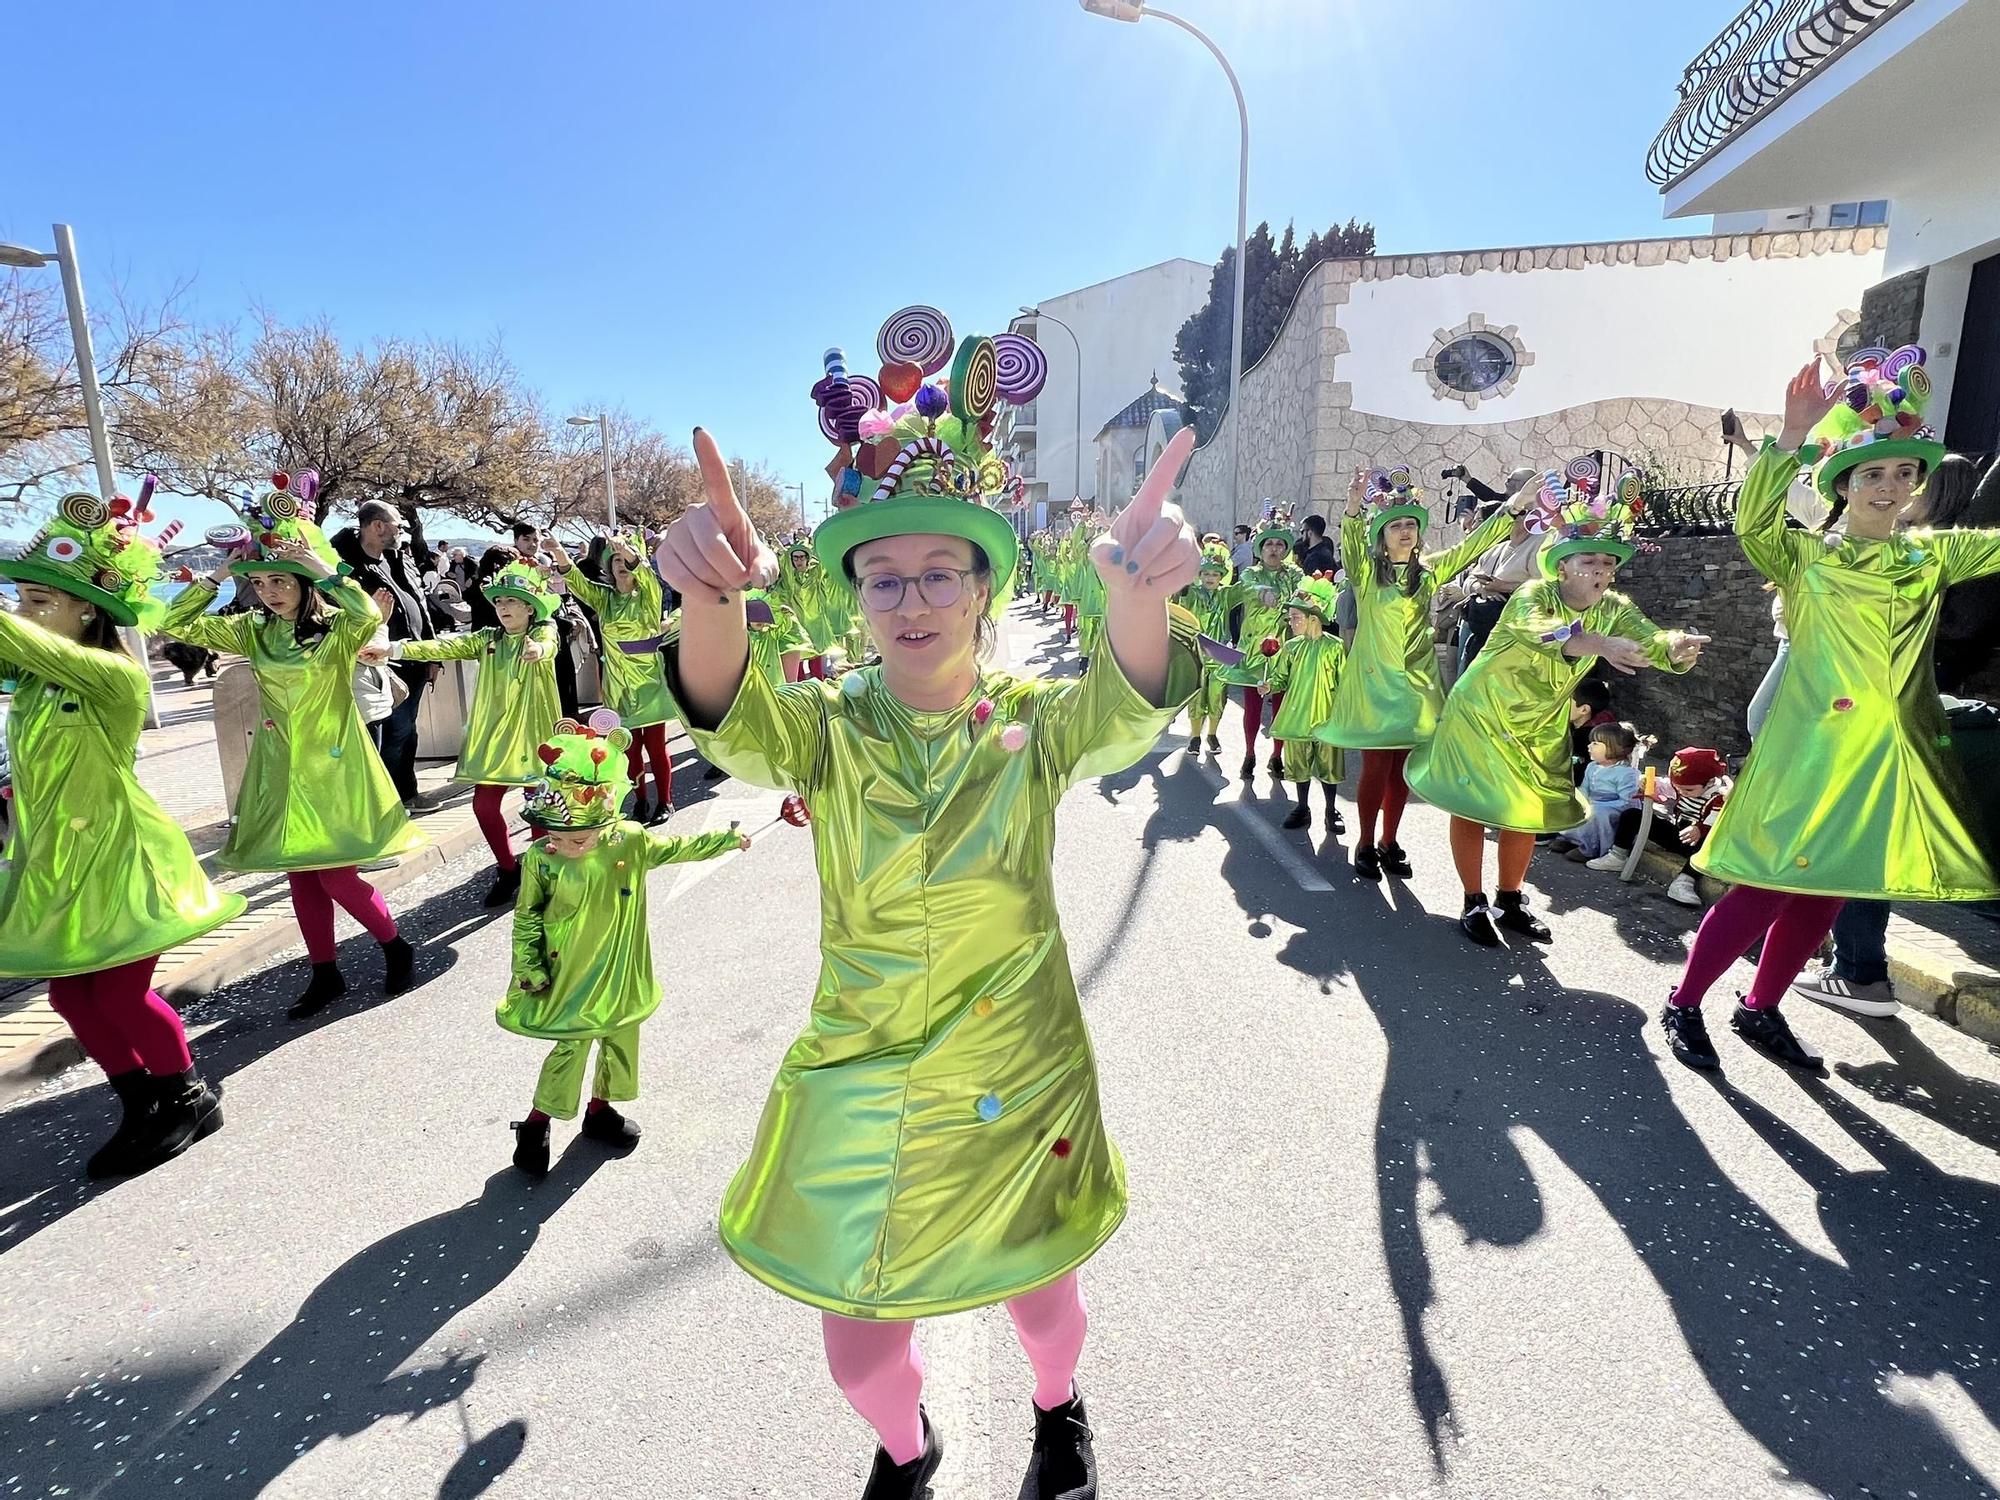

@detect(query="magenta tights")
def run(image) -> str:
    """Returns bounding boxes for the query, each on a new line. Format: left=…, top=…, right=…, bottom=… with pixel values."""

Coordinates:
left=46, top=955, right=192, bottom=1076
left=1669, top=882, right=1845, bottom=1012
left=287, top=866, right=399, bottom=965
left=820, top=1271, right=1088, bottom=1465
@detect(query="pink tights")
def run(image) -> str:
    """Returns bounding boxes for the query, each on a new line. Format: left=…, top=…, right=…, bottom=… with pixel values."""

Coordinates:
left=287, top=866, right=398, bottom=965
left=472, top=784, right=517, bottom=871
left=46, top=955, right=192, bottom=1077
left=1669, top=882, right=1844, bottom=1012
left=821, top=1271, right=1088, bottom=1465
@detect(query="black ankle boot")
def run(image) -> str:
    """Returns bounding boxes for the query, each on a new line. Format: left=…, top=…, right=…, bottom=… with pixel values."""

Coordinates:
left=1021, top=1389, right=1097, bottom=1499
left=483, top=867, right=521, bottom=909
left=1492, top=889, right=1552, bottom=942
left=511, top=1117, right=551, bottom=1177
left=1239, top=754, right=1256, bottom=781
left=1186, top=735, right=1201, bottom=754
left=288, top=961, right=348, bottom=1020
left=861, top=1408, right=942, bottom=1500
left=1659, top=1002, right=1720, bottom=1070
left=1353, top=843, right=1382, bottom=881
left=580, top=1104, right=642, bottom=1149
left=1731, top=1003, right=1823, bottom=1071
left=86, top=1069, right=159, bottom=1179
left=1205, top=733, right=1222, bottom=754
left=1282, top=784, right=1311, bottom=829
left=1326, top=802, right=1345, bottom=836
left=1266, top=751, right=1284, bottom=776
left=1460, top=894, right=1501, bottom=947
left=380, top=936, right=416, bottom=996
left=1378, top=840, right=1414, bottom=877
left=644, top=797, right=672, bottom=825
left=701, top=762, right=728, bottom=782
left=114, top=1070, right=222, bottom=1177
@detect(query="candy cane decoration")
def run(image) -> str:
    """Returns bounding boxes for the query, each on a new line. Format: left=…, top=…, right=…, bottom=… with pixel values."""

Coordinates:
left=871, top=437, right=957, bottom=503
left=153, top=519, right=185, bottom=549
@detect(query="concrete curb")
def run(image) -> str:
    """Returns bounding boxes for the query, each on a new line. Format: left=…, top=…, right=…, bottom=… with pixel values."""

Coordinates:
left=0, top=807, right=493, bottom=1103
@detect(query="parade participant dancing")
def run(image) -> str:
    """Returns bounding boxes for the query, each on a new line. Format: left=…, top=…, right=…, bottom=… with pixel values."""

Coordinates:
left=1319, top=464, right=1528, bottom=879
left=771, top=538, right=852, bottom=679
left=1176, top=541, right=1234, bottom=754
left=548, top=534, right=679, bottom=823
left=375, top=561, right=561, bottom=907
left=502, top=716, right=746, bottom=1176
left=1215, top=509, right=1304, bottom=780
left=1660, top=354, right=2000, bottom=1070
left=1407, top=463, right=1706, bottom=947
left=657, top=307, right=1202, bottom=1500
left=161, top=475, right=424, bottom=1017
left=1264, top=574, right=1348, bottom=833
left=0, top=488, right=246, bottom=1177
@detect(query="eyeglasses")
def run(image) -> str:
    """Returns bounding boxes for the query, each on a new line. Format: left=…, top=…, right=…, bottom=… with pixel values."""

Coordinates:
left=855, top=567, right=976, bottom=613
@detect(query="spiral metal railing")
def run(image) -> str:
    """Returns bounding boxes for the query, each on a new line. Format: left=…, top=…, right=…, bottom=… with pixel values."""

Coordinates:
left=1635, top=479, right=1746, bottom=535
left=1645, top=0, right=1908, bottom=187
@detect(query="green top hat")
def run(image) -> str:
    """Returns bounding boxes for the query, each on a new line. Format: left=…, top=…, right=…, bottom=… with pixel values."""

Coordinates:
left=1807, top=344, right=1945, bottom=501
left=1250, top=504, right=1295, bottom=554
left=1286, top=574, right=1338, bottom=621
left=482, top=559, right=558, bottom=621
left=228, top=471, right=341, bottom=579
left=810, top=311, right=1030, bottom=615
left=1196, top=540, right=1233, bottom=584
left=1538, top=461, right=1642, bottom=578
left=0, top=486, right=169, bottom=629
left=1365, top=466, right=1430, bottom=546
left=520, top=711, right=634, bottom=830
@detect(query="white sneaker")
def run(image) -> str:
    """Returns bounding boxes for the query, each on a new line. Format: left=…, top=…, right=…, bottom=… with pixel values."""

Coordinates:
left=1666, top=872, right=1702, bottom=906
left=1790, top=966, right=1898, bottom=1018
left=1584, top=850, right=1627, bottom=871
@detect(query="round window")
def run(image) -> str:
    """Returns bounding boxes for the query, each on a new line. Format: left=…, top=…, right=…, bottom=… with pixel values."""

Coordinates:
left=1433, top=334, right=1517, bottom=393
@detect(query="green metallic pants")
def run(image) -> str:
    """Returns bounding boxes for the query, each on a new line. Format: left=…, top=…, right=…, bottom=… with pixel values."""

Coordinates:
left=532, top=1025, right=640, bottom=1119
left=1282, top=738, right=1344, bottom=786
left=1184, top=668, right=1229, bottom=737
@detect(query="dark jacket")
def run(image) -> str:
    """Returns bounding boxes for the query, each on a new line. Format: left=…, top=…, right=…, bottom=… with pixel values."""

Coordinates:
left=1294, top=535, right=1339, bottom=577
left=331, top=526, right=435, bottom=644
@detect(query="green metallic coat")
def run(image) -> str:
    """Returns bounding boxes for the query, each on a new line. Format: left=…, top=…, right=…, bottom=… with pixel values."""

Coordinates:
left=503, top=821, right=741, bottom=1039
left=1316, top=507, right=1517, bottom=749
left=772, top=553, right=854, bottom=655
left=395, top=625, right=560, bottom=785
left=1695, top=442, right=2000, bottom=898
left=0, top=611, right=245, bottom=979
left=687, top=615, right=1200, bottom=1319
left=562, top=564, right=678, bottom=728
left=1214, top=562, right=1303, bottom=686
left=1266, top=631, right=1346, bottom=783
left=162, top=578, right=425, bottom=873
left=1175, top=580, right=1233, bottom=724
left=1406, top=580, right=1689, bottom=833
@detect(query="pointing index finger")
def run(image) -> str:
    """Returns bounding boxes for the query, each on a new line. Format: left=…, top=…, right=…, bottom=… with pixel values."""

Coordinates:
left=692, top=428, right=752, bottom=554
left=1115, top=426, right=1195, bottom=545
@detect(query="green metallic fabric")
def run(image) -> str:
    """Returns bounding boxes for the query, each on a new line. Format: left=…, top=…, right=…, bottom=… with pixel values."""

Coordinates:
left=1214, top=562, right=1303, bottom=686
left=1317, top=507, right=1516, bottom=750
left=1175, top=580, right=1233, bottom=727
left=1266, top=632, right=1346, bottom=783
left=561, top=565, right=677, bottom=728
left=532, top=1026, right=640, bottom=1119
left=396, top=625, right=560, bottom=786
left=162, top=578, right=424, bottom=873
left=1407, top=580, right=1688, bottom=833
left=772, top=553, right=854, bottom=654
left=688, top=617, right=1199, bottom=1320
left=1695, top=443, right=2000, bottom=898
left=0, top=612, right=245, bottom=979
left=503, top=822, right=740, bottom=1039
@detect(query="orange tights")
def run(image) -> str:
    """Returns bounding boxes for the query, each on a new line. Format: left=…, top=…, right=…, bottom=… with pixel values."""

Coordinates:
left=1448, top=816, right=1535, bottom=896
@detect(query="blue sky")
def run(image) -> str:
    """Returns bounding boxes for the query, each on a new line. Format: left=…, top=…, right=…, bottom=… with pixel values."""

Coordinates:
left=5, top=0, right=1728, bottom=535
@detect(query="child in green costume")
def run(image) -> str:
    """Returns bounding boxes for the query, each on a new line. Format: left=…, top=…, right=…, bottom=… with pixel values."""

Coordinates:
left=1175, top=542, right=1234, bottom=755
left=1264, top=575, right=1347, bottom=833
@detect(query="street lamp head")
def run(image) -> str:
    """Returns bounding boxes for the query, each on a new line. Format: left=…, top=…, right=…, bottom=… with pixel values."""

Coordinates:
left=1080, top=0, right=1145, bottom=19
left=1019, top=305, right=1041, bottom=316
left=565, top=415, right=597, bottom=427
left=0, top=243, right=56, bottom=269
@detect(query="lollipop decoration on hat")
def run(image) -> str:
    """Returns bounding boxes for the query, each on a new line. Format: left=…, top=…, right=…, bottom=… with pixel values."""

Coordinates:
left=520, top=710, right=635, bottom=830
left=1250, top=502, right=1296, bottom=553
left=0, top=480, right=178, bottom=629
left=481, top=559, right=560, bottom=621
left=228, top=470, right=342, bottom=578
left=1806, top=343, right=1943, bottom=501
left=1364, top=464, right=1430, bottom=545
left=1538, top=456, right=1643, bottom=577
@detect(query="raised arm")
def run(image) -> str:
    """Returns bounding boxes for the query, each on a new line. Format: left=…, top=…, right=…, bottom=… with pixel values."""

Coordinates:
left=1095, top=427, right=1202, bottom=706
left=653, top=427, right=772, bottom=729
left=160, top=565, right=257, bottom=657
left=640, top=825, right=748, bottom=869
left=0, top=606, right=151, bottom=705
left=1427, top=495, right=1525, bottom=584
left=1739, top=360, right=1841, bottom=586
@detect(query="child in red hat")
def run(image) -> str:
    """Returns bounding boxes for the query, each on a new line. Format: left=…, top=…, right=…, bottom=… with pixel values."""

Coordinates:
left=1656, top=748, right=1732, bottom=906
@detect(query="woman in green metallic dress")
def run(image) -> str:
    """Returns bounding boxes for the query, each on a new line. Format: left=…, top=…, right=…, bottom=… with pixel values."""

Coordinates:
left=375, top=560, right=561, bottom=909
left=1660, top=353, right=2000, bottom=1073
left=1406, top=463, right=1707, bottom=948
left=0, top=488, right=244, bottom=1177
left=1318, top=464, right=1526, bottom=880
left=1216, top=512, right=1304, bottom=779
left=771, top=537, right=852, bottom=678
left=658, top=313, right=1202, bottom=1500
left=160, top=480, right=423, bottom=1018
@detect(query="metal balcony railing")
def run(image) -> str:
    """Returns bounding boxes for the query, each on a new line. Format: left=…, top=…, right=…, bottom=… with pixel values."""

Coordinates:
left=1645, top=0, right=1907, bottom=188
left=1014, top=401, right=1038, bottom=427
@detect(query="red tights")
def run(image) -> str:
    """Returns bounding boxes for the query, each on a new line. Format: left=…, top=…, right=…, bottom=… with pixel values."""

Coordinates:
left=1356, top=749, right=1412, bottom=847
left=287, top=867, right=398, bottom=965
left=803, top=655, right=829, bottom=680
left=472, top=784, right=518, bottom=871
left=1670, top=883, right=1844, bottom=1012
left=1062, top=603, right=1077, bottom=640
left=623, top=721, right=673, bottom=811
left=1242, top=688, right=1285, bottom=757
left=1448, top=817, right=1536, bottom=897
left=46, top=955, right=192, bottom=1077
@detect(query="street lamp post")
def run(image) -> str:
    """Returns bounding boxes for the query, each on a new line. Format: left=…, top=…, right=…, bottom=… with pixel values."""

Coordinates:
left=1079, top=0, right=1248, bottom=518
left=565, top=413, right=616, bottom=530
left=1018, top=305, right=1084, bottom=509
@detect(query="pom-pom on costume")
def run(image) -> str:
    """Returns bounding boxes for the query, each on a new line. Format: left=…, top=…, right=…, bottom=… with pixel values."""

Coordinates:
left=1667, top=348, right=2000, bottom=1048
left=683, top=306, right=1196, bottom=1485
left=160, top=476, right=421, bottom=997
left=0, top=486, right=243, bottom=1176
left=393, top=561, right=562, bottom=883
left=503, top=717, right=739, bottom=1162
left=1176, top=543, right=1235, bottom=748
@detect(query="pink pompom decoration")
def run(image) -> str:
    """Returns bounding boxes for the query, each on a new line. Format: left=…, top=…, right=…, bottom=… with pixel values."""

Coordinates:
left=999, top=722, right=1029, bottom=753
left=858, top=411, right=895, bottom=439
left=972, top=698, right=993, bottom=725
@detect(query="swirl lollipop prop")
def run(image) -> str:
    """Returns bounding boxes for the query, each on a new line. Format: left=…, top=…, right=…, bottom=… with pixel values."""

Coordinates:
left=949, top=336, right=998, bottom=423
left=877, top=305, right=955, bottom=377
left=991, top=333, right=1049, bottom=405
left=1564, top=455, right=1601, bottom=490
left=58, top=491, right=111, bottom=529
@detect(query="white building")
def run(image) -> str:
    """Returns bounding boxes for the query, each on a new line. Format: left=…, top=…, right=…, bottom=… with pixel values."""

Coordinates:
left=1000, top=258, right=1211, bottom=524
left=1092, top=375, right=1183, bottom=510
left=1648, top=0, right=2000, bottom=454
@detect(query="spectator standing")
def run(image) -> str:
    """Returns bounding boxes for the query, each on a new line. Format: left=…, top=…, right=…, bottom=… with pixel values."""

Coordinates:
left=332, top=501, right=437, bottom=809
left=1293, top=514, right=1340, bottom=577
left=1229, top=523, right=1255, bottom=574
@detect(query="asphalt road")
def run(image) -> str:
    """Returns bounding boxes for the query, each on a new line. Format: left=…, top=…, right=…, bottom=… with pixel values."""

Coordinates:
left=3, top=601, right=1998, bottom=1499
